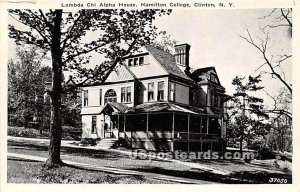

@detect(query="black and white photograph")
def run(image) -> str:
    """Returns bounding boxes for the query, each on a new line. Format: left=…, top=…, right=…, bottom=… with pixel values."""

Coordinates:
left=0, top=0, right=297, bottom=188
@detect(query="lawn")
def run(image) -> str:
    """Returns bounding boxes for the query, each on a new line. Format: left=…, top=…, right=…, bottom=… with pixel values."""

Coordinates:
left=7, top=157, right=177, bottom=184
left=8, top=140, right=292, bottom=184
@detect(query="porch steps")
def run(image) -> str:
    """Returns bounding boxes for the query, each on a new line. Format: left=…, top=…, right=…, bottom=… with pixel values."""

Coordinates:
left=96, top=138, right=119, bottom=149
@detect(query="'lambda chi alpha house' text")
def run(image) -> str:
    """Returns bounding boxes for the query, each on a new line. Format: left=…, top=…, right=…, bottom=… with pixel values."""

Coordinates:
left=80, top=44, right=228, bottom=153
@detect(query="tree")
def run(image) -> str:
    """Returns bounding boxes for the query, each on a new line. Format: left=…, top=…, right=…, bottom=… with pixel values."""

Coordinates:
left=263, top=87, right=292, bottom=152
left=228, top=75, right=269, bottom=155
left=8, top=9, right=171, bottom=167
left=152, top=31, right=178, bottom=54
left=8, top=45, right=47, bottom=127
left=239, top=8, right=292, bottom=94
left=239, top=9, right=293, bottom=153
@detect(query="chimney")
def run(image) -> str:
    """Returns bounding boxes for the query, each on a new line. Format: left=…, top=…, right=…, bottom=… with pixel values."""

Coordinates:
left=175, top=43, right=191, bottom=68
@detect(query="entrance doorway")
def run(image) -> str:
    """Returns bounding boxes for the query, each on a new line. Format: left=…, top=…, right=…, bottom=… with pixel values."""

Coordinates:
left=103, top=114, right=118, bottom=138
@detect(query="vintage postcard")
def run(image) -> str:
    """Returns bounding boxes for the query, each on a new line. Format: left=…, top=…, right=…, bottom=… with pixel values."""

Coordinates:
left=0, top=0, right=299, bottom=191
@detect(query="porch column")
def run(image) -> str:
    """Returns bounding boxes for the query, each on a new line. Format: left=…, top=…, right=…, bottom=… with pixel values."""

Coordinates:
left=117, top=114, right=120, bottom=138
left=187, top=114, right=190, bottom=139
left=207, top=115, right=209, bottom=134
left=187, top=114, right=190, bottom=153
left=146, top=112, right=149, bottom=132
left=171, top=112, right=175, bottom=152
left=172, top=112, right=175, bottom=139
left=103, top=113, right=105, bottom=138
left=110, top=118, right=112, bottom=137
left=124, top=115, right=126, bottom=133
left=200, top=116, right=202, bottom=134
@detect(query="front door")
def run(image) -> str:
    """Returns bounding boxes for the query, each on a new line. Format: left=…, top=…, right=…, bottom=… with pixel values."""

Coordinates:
left=104, top=115, right=118, bottom=138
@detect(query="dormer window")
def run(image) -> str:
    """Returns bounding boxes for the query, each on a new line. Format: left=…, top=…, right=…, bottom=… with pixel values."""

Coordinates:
left=134, top=58, right=138, bottom=66
left=128, top=56, right=145, bottom=67
left=139, top=57, right=144, bottom=65
left=128, top=59, right=133, bottom=66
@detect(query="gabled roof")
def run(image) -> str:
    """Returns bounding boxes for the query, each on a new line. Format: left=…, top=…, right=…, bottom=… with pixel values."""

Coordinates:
left=100, top=102, right=128, bottom=114
left=191, top=66, right=216, bottom=76
left=105, top=63, right=136, bottom=83
left=144, top=45, right=193, bottom=82
left=191, top=66, right=225, bottom=89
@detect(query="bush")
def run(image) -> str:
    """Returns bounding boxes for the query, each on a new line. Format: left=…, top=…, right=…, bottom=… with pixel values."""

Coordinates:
left=8, top=126, right=46, bottom=138
left=80, top=138, right=98, bottom=146
left=8, top=126, right=81, bottom=141
left=257, top=147, right=277, bottom=160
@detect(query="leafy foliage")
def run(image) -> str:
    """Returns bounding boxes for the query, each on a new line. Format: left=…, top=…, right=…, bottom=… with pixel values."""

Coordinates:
left=227, top=75, right=269, bottom=153
left=8, top=45, right=50, bottom=126
left=8, top=9, right=172, bottom=165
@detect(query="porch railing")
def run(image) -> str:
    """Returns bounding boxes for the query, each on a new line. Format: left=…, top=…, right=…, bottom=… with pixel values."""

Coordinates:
left=174, top=132, right=220, bottom=140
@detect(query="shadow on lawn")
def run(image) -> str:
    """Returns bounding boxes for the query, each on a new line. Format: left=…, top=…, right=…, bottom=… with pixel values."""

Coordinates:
left=8, top=157, right=41, bottom=163
left=60, top=147, right=126, bottom=160
left=131, top=165, right=292, bottom=184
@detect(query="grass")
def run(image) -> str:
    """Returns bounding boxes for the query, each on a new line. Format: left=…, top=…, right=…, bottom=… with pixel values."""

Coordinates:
left=8, top=140, right=292, bottom=184
left=7, top=158, right=177, bottom=184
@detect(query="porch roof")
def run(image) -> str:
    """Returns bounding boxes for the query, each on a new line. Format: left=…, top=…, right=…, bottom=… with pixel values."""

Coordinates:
left=99, top=102, right=128, bottom=114
left=125, top=102, right=203, bottom=115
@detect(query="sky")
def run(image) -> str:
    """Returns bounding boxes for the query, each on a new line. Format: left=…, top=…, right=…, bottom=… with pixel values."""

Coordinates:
left=153, top=9, right=292, bottom=100
left=8, top=9, right=292, bottom=107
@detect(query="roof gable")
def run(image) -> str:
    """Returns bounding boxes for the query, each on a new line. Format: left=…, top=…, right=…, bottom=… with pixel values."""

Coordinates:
left=105, top=63, right=135, bottom=83
left=192, top=67, right=223, bottom=87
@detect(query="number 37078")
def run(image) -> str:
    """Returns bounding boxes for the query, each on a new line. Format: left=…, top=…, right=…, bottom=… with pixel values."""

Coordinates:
left=269, top=178, right=288, bottom=183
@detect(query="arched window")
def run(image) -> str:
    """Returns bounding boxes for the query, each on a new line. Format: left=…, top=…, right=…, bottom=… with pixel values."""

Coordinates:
left=104, top=89, right=117, bottom=104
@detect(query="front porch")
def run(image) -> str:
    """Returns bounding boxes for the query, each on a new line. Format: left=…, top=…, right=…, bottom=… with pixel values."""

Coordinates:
left=103, top=102, right=226, bottom=153
left=81, top=102, right=226, bottom=153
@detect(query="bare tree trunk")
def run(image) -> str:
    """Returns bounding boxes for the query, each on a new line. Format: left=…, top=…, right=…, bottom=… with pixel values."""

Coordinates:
left=45, top=10, right=63, bottom=167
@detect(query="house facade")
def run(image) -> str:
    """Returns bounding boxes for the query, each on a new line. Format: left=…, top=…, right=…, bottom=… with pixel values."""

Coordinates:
left=81, top=44, right=228, bottom=152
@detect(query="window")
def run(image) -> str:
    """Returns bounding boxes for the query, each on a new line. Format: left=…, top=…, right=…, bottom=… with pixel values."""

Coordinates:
left=157, top=81, right=164, bottom=101
left=128, top=59, right=133, bottom=66
left=126, top=87, right=131, bottom=102
left=169, top=81, right=176, bottom=101
left=210, top=74, right=218, bottom=83
left=128, top=56, right=145, bottom=67
left=104, top=89, right=117, bottom=104
left=214, top=95, right=219, bottom=107
left=211, top=91, right=219, bottom=108
left=121, top=86, right=131, bottom=103
left=121, top=88, right=126, bottom=103
left=92, top=116, right=97, bottom=134
left=134, top=58, right=138, bottom=66
left=83, top=90, right=88, bottom=106
left=139, top=57, right=144, bottom=65
left=148, top=82, right=154, bottom=101
left=99, top=89, right=102, bottom=106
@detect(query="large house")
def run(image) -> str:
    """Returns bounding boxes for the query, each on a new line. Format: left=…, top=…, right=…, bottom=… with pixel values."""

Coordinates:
left=81, top=43, right=228, bottom=153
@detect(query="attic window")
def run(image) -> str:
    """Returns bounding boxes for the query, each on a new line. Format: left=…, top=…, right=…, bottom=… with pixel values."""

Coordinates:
left=134, top=58, right=138, bottom=66
left=128, top=59, right=133, bottom=66
left=139, top=57, right=144, bottom=65
left=128, top=56, right=145, bottom=67
left=210, top=74, right=218, bottom=83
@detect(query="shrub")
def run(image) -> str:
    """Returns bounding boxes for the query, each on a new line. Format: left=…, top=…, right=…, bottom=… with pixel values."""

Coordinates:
left=8, top=126, right=81, bottom=141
